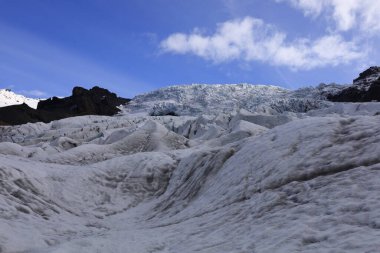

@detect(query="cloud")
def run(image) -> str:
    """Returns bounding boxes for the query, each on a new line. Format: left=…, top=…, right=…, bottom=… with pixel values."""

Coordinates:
left=277, top=0, right=380, bottom=34
left=160, top=17, right=363, bottom=70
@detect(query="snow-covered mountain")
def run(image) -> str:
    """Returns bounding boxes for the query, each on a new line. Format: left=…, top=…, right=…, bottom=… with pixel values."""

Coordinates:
left=1, top=81, right=380, bottom=252
left=0, top=89, right=40, bottom=109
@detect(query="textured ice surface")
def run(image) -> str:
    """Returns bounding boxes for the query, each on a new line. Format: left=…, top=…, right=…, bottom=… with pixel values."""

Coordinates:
left=1, top=84, right=379, bottom=253
left=125, top=84, right=334, bottom=116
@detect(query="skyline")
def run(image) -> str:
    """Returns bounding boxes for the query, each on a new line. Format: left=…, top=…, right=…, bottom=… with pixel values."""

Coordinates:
left=0, top=0, right=378, bottom=98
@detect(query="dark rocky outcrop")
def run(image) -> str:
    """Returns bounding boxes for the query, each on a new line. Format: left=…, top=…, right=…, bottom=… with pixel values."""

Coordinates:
left=328, top=81, right=380, bottom=102
left=0, top=103, right=50, bottom=125
left=0, top=86, right=130, bottom=126
left=38, top=86, right=129, bottom=117
left=328, top=66, right=380, bottom=102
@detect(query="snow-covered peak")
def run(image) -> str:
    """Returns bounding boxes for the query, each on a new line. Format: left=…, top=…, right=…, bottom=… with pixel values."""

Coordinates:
left=0, top=89, right=41, bottom=109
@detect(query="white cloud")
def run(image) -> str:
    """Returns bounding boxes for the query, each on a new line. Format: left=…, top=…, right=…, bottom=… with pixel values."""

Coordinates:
left=160, top=17, right=362, bottom=70
left=278, top=0, right=380, bottom=33
left=279, top=0, right=325, bottom=16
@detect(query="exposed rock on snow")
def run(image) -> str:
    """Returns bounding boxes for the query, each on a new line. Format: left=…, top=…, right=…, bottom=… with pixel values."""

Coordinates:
left=328, top=66, right=380, bottom=102
left=353, top=66, right=380, bottom=89
left=1, top=82, right=380, bottom=252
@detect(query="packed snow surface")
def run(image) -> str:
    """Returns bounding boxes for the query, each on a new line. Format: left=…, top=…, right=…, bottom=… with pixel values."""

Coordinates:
left=0, top=89, right=41, bottom=109
left=1, top=84, right=380, bottom=252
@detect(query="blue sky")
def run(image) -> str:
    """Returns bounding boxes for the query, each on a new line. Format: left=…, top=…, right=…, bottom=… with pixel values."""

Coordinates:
left=0, top=0, right=378, bottom=98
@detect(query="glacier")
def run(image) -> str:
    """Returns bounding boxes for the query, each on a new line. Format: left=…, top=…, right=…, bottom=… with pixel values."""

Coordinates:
left=1, top=84, right=380, bottom=253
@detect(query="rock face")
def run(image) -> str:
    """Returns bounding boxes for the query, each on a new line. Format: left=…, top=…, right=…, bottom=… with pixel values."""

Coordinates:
left=353, top=66, right=380, bottom=87
left=0, top=86, right=129, bottom=126
left=38, top=86, right=129, bottom=117
left=328, top=66, right=380, bottom=102
left=0, top=103, right=51, bottom=126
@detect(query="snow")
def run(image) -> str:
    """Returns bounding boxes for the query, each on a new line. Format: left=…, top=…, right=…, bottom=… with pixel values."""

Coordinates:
left=0, top=89, right=41, bottom=109
left=307, top=102, right=380, bottom=116
left=1, top=84, right=380, bottom=252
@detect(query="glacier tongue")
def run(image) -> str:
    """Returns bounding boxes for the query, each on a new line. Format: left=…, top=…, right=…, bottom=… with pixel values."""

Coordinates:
left=1, top=84, right=380, bottom=252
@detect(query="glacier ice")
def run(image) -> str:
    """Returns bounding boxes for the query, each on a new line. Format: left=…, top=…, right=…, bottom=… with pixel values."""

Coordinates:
left=1, top=84, right=380, bottom=252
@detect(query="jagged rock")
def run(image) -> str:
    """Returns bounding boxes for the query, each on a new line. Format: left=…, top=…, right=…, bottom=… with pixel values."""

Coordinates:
left=353, top=66, right=380, bottom=85
left=0, top=86, right=129, bottom=126
left=38, top=86, right=129, bottom=116
left=327, top=66, right=380, bottom=102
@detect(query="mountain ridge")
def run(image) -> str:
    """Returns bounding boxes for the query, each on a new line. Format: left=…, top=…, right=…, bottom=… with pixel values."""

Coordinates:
left=0, top=86, right=129, bottom=125
left=328, top=66, right=380, bottom=102
left=2, top=66, right=380, bottom=126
